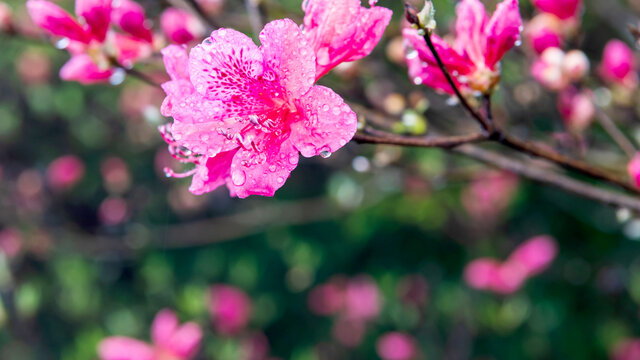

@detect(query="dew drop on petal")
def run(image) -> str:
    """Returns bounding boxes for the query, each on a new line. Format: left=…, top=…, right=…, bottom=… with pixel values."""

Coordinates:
left=231, top=170, right=246, bottom=186
left=55, top=38, right=70, bottom=50
left=320, top=150, right=332, bottom=159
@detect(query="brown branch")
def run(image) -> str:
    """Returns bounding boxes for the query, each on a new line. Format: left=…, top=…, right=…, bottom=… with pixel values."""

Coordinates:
left=595, top=108, right=637, bottom=159
left=353, top=131, right=487, bottom=148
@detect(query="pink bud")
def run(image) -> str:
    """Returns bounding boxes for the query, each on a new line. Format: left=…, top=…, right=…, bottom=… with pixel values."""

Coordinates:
left=0, top=2, right=12, bottom=32
left=60, top=54, right=113, bottom=84
left=343, top=276, right=381, bottom=321
left=161, top=8, right=205, bottom=44
left=525, top=14, right=563, bottom=54
left=209, top=284, right=252, bottom=335
left=531, top=47, right=569, bottom=91
left=507, top=235, right=558, bottom=277
left=558, top=88, right=594, bottom=133
left=26, top=0, right=91, bottom=43
left=628, top=153, right=640, bottom=188
left=46, top=155, right=85, bottom=191
left=111, top=0, right=153, bottom=43
left=376, top=332, right=417, bottom=360
left=599, top=40, right=638, bottom=89
left=307, top=281, right=345, bottom=316
left=562, top=49, right=589, bottom=81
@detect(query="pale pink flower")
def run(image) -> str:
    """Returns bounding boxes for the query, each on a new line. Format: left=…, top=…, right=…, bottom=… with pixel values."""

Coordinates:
left=46, top=155, right=85, bottom=191
left=161, top=8, right=205, bottom=45
left=302, top=0, right=392, bottom=80
left=404, top=0, right=522, bottom=95
left=628, top=153, right=640, bottom=188
left=557, top=87, right=594, bottom=133
left=343, top=275, right=381, bottom=321
left=562, top=49, right=590, bottom=82
left=376, top=332, right=417, bottom=360
left=599, top=40, right=639, bottom=90
left=0, top=2, right=12, bottom=32
left=98, top=309, right=203, bottom=360
left=531, top=48, right=589, bottom=91
left=0, top=228, right=22, bottom=259
left=524, top=13, right=563, bottom=54
left=160, top=19, right=358, bottom=198
left=209, top=284, right=252, bottom=335
left=531, top=0, right=581, bottom=20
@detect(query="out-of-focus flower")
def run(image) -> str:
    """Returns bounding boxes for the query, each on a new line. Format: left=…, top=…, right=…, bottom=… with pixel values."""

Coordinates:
left=404, top=0, right=522, bottom=95
left=612, top=338, right=640, bottom=360
left=531, top=48, right=589, bottom=91
left=98, top=197, right=129, bottom=225
left=531, top=0, right=582, bottom=20
left=629, top=153, right=640, bottom=188
left=302, top=0, right=392, bottom=80
left=464, top=236, right=558, bottom=294
left=462, top=170, right=519, bottom=224
left=159, top=20, right=357, bottom=198
left=308, top=278, right=346, bottom=316
left=562, top=50, right=590, bottom=82
left=111, top=0, right=154, bottom=43
left=331, top=317, right=366, bottom=348
left=0, top=228, right=22, bottom=259
left=160, top=8, right=205, bottom=44
left=558, top=87, right=594, bottom=133
left=98, top=309, right=203, bottom=360
left=343, top=275, right=381, bottom=321
left=209, top=284, right=252, bottom=335
left=598, top=40, right=639, bottom=91
left=0, top=2, right=12, bottom=32
left=46, top=155, right=85, bottom=192
left=101, top=157, right=132, bottom=194
left=376, top=332, right=417, bottom=360
left=524, top=13, right=562, bottom=54
left=397, top=275, right=429, bottom=307
left=16, top=48, right=52, bottom=85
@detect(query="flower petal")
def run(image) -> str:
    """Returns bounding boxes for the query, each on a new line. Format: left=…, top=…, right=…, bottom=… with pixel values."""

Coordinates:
left=111, top=0, right=153, bottom=43
left=227, top=137, right=299, bottom=198
left=189, top=149, right=238, bottom=195
left=97, top=337, right=155, bottom=360
left=484, top=0, right=522, bottom=68
left=26, top=0, right=90, bottom=43
left=76, top=0, right=111, bottom=41
left=162, top=45, right=190, bottom=81
left=151, top=309, right=179, bottom=346
left=406, top=49, right=455, bottom=94
left=110, top=32, right=153, bottom=65
left=166, top=322, right=203, bottom=358
left=403, top=28, right=474, bottom=75
left=259, top=19, right=315, bottom=99
left=60, top=54, right=113, bottom=84
left=454, top=0, right=488, bottom=65
left=291, top=86, right=357, bottom=158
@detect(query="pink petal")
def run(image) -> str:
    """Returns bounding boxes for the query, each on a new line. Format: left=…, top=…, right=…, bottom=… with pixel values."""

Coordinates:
left=531, top=0, right=581, bottom=20
left=59, top=54, right=113, bottom=84
left=110, top=32, right=153, bottom=65
left=463, top=258, right=501, bottom=290
left=161, top=7, right=205, bottom=45
left=290, top=85, right=357, bottom=158
left=507, top=235, right=558, bottom=276
left=111, top=0, right=153, bottom=43
left=26, top=0, right=90, bottom=43
left=162, top=45, right=190, bottom=81
left=97, top=337, right=155, bottom=360
left=403, top=28, right=474, bottom=75
left=209, top=285, right=253, bottom=334
left=454, top=0, right=488, bottom=66
left=406, top=49, right=456, bottom=94
left=189, top=149, right=238, bottom=195
left=166, top=322, right=203, bottom=358
left=258, top=19, right=315, bottom=98
left=226, top=137, right=299, bottom=198
left=75, top=0, right=111, bottom=41
left=151, top=309, right=179, bottom=346
left=302, top=0, right=391, bottom=80
left=376, top=332, right=417, bottom=360
left=484, top=0, right=522, bottom=68
left=161, top=79, right=195, bottom=117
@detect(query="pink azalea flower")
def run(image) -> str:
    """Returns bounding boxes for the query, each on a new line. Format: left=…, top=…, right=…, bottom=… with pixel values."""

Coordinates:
left=209, top=284, right=252, bottom=335
left=628, top=153, right=640, bottom=188
left=98, top=309, right=203, bottom=360
left=26, top=0, right=153, bottom=83
left=160, top=19, right=358, bottom=198
left=46, top=155, right=85, bottom=191
left=404, top=0, right=522, bottom=95
left=160, top=7, right=205, bottom=45
left=557, top=87, right=594, bottom=133
left=531, top=0, right=581, bottom=20
left=376, top=332, right=417, bottom=360
left=599, top=40, right=639, bottom=90
left=302, top=0, right=392, bottom=80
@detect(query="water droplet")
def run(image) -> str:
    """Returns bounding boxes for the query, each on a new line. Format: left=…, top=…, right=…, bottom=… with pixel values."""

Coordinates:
left=55, top=38, right=70, bottom=49
left=515, top=39, right=522, bottom=47
left=320, top=150, right=332, bottom=159
left=277, top=176, right=284, bottom=183
left=109, top=68, right=126, bottom=86
left=231, top=170, right=246, bottom=186
left=446, top=97, right=459, bottom=106
left=289, top=153, right=299, bottom=165
left=322, top=104, right=330, bottom=112
left=269, top=164, right=277, bottom=172
left=413, top=77, right=423, bottom=85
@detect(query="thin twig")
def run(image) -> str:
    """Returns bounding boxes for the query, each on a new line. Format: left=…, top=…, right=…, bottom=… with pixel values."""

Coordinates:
left=595, top=108, right=637, bottom=159
left=122, top=67, right=163, bottom=89
left=354, top=131, right=487, bottom=148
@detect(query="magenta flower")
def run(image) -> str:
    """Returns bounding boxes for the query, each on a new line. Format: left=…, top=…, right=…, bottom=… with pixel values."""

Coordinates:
left=599, top=40, right=639, bottom=90
left=209, top=284, right=252, bottom=335
left=160, top=7, right=205, bottom=45
left=628, top=153, right=640, bottom=188
left=46, top=155, right=86, bottom=191
left=160, top=19, right=358, bottom=198
left=404, top=0, right=522, bottom=95
left=98, top=309, right=203, bottom=360
left=531, top=0, right=581, bottom=20
left=375, top=332, right=417, bottom=360
left=26, top=0, right=153, bottom=84
left=302, top=0, right=392, bottom=80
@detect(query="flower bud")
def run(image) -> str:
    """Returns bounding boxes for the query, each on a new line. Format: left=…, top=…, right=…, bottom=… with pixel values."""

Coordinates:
left=599, top=39, right=638, bottom=90
left=562, top=49, right=589, bottom=81
left=525, top=13, right=563, bottom=54
left=531, top=47, right=568, bottom=90
left=629, top=152, right=640, bottom=188
left=404, top=3, right=420, bottom=28
left=160, top=7, right=205, bottom=44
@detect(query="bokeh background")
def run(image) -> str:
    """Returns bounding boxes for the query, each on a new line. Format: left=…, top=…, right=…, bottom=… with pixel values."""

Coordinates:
left=1, top=0, right=640, bottom=359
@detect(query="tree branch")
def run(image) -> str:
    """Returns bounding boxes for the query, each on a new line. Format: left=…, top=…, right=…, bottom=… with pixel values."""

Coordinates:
left=595, top=108, right=637, bottom=159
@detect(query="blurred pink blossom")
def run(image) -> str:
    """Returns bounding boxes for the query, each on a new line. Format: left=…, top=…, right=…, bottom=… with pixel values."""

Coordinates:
left=524, top=14, right=563, bottom=54
left=209, top=284, right=252, bottom=335
left=557, top=87, right=594, bottom=133
left=308, top=279, right=346, bottom=316
left=404, top=0, right=522, bottom=95
left=462, top=171, right=519, bottom=223
left=16, top=48, right=52, bottom=85
left=98, top=197, right=129, bottom=225
left=46, top=155, right=85, bottom=191
left=302, top=0, right=392, bottom=79
left=101, top=157, right=132, bottom=194
left=0, top=2, right=12, bottom=32
left=464, top=236, right=558, bottom=294
left=629, top=153, right=640, bottom=188
left=531, top=48, right=589, bottom=91
left=98, top=309, right=202, bottom=360
left=160, top=8, right=205, bottom=44
left=0, top=228, right=22, bottom=259
left=343, top=275, right=381, bottom=321
left=376, top=332, right=417, bottom=360
left=599, top=40, right=639, bottom=90
left=159, top=19, right=357, bottom=198
left=612, top=339, right=640, bottom=360
left=531, top=0, right=582, bottom=20
left=331, top=317, right=366, bottom=348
